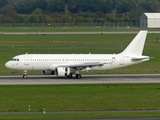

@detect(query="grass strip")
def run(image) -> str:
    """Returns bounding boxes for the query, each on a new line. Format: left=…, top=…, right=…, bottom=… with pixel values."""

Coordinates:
left=1, top=84, right=160, bottom=112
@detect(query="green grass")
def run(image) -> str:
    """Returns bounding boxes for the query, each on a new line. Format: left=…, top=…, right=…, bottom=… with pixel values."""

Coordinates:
left=1, top=84, right=160, bottom=112
left=1, top=30, right=160, bottom=119
left=1, top=112, right=160, bottom=119
left=0, top=33, right=160, bottom=75
left=0, top=27, right=160, bottom=32
left=0, top=84, right=160, bottom=119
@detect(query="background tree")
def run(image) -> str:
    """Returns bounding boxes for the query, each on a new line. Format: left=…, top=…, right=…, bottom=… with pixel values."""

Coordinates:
left=17, top=15, right=25, bottom=23
left=0, top=0, right=159, bottom=23
left=116, top=0, right=137, bottom=13
left=139, top=0, right=152, bottom=12
left=15, top=0, right=27, bottom=14
left=47, top=0, right=66, bottom=13
left=1, top=5, right=18, bottom=22
left=0, top=0, right=8, bottom=8
left=45, top=15, right=54, bottom=22
left=32, top=8, right=43, bottom=15
left=65, top=0, right=78, bottom=13
left=15, top=0, right=47, bottom=14
left=100, top=0, right=113, bottom=13
left=129, top=7, right=144, bottom=22
left=150, top=0, right=160, bottom=12
left=28, top=15, right=36, bottom=23
left=59, top=15, right=73, bottom=22
left=35, top=0, right=47, bottom=11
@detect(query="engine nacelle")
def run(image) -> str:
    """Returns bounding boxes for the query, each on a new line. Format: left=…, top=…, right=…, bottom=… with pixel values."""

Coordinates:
left=42, top=71, right=55, bottom=75
left=55, top=67, right=70, bottom=76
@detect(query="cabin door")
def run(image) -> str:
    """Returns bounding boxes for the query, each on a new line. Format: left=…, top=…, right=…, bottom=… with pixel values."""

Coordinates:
left=24, top=55, right=30, bottom=65
left=119, top=55, right=124, bottom=65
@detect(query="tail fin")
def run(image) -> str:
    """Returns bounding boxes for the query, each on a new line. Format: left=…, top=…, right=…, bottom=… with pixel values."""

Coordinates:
left=121, top=30, right=148, bottom=56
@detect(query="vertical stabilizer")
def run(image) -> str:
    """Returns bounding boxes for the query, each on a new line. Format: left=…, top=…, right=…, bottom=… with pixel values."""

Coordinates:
left=121, top=31, right=148, bottom=56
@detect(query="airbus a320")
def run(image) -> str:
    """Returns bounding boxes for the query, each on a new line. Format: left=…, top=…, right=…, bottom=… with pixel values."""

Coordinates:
left=5, top=31, right=150, bottom=79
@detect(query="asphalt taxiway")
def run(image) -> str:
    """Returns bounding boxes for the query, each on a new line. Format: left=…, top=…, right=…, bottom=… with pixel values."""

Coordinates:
left=0, top=74, right=160, bottom=85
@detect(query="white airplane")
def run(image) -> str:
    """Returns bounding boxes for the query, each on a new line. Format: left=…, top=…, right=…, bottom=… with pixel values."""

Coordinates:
left=5, top=31, right=150, bottom=79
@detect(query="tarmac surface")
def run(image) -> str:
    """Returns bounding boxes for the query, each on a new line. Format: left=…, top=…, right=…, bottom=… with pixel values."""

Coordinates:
left=0, top=74, right=160, bottom=85
left=1, top=110, right=160, bottom=114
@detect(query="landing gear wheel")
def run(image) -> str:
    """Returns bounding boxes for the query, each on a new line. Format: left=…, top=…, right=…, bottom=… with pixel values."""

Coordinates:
left=23, top=75, right=27, bottom=79
left=67, top=73, right=73, bottom=78
left=76, top=74, right=82, bottom=79
left=23, top=70, right=27, bottom=79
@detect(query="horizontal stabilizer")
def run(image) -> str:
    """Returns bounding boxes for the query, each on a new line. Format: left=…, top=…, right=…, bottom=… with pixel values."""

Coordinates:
left=131, top=56, right=150, bottom=61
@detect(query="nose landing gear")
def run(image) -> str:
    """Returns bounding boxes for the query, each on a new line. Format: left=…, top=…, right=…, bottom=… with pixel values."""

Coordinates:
left=23, top=70, right=27, bottom=79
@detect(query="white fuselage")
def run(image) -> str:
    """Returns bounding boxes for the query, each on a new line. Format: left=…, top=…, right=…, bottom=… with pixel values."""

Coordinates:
left=5, top=31, right=150, bottom=78
left=5, top=53, right=149, bottom=72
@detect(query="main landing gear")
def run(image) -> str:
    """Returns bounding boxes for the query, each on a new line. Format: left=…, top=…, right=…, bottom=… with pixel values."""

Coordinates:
left=67, top=73, right=73, bottom=78
left=67, top=73, right=82, bottom=79
left=23, top=70, right=27, bottom=79
left=76, top=74, right=82, bottom=79
left=75, top=71, right=82, bottom=79
left=22, top=70, right=82, bottom=79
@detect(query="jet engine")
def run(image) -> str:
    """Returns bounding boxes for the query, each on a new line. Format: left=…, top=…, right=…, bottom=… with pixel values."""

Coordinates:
left=55, top=67, right=70, bottom=76
left=42, top=70, right=55, bottom=75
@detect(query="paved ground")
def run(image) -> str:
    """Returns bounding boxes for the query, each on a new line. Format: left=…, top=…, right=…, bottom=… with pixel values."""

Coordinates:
left=0, top=74, right=160, bottom=85
left=0, top=110, right=160, bottom=120
left=1, top=110, right=160, bottom=114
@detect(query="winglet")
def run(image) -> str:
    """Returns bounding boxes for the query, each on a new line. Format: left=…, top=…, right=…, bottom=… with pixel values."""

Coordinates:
left=121, top=31, right=148, bottom=56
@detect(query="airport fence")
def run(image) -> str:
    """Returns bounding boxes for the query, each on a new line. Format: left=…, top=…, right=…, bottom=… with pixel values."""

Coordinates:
left=0, top=22, right=140, bottom=28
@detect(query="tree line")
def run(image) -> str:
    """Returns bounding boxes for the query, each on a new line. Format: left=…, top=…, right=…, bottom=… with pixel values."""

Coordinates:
left=0, top=0, right=160, bottom=23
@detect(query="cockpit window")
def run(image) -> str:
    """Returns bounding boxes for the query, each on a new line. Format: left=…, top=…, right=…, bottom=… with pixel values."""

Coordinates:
left=11, top=58, right=19, bottom=61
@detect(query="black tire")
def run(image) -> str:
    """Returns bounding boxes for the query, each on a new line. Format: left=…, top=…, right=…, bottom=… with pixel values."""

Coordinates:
left=76, top=74, right=82, bottom=79
left=67, top=73, right=73, bottom=78
left=23, top=75, right=27, bottom=79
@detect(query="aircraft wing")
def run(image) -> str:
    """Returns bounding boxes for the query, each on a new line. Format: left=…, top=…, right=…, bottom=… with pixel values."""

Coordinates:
left=58, top=62, right=104, bottom=70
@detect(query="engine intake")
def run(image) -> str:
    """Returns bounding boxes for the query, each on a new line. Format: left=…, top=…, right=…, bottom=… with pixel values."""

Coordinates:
left=55, top=67, right=70, bottom=76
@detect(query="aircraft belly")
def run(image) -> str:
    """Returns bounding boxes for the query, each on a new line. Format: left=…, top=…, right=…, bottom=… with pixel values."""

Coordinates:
left=30, top=63, right=50, bottom=70
left=17, top=62, right=50, bottom=71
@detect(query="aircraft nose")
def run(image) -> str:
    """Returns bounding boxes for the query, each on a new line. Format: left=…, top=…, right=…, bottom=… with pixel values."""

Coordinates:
left=5, top=62, right=11, bottom=69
